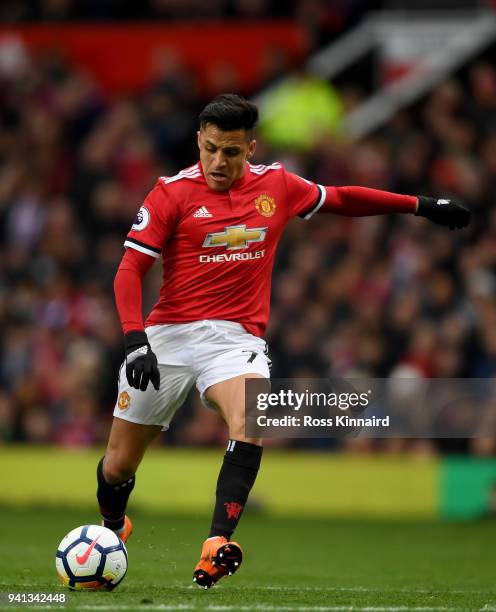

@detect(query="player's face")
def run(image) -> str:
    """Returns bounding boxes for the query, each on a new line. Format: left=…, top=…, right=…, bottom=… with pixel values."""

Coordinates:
left=198, top=124, right=256, bottom=191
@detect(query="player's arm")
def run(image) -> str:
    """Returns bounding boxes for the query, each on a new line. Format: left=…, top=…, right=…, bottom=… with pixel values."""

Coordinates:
left=114, top=248, right=160, bottom=392
left=283, top=168, right=470, bottom=230
left=115, top=179, right=177, bottom=392
left=317, top=186, right=471, bottom=230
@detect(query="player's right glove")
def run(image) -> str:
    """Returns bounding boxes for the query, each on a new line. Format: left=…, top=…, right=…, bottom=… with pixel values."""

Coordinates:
left=415, top=196, right=471, bottom=229
left=124, top=331, right=160, bottom=392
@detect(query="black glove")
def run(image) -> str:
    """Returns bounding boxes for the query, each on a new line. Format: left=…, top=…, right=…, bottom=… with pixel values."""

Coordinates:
left=415, top=196, right=471, bottom=230
left=124, top=331, right=160, bottom=392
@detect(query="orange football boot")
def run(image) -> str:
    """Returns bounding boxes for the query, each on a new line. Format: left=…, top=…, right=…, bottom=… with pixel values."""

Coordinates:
left=193, top=536, right=243, bottom=589
left=102, top=515, right=133, bottom=544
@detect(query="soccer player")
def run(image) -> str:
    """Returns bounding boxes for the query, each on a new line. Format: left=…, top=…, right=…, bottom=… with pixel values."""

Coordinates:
left=96, top=94, right=470, bottom=589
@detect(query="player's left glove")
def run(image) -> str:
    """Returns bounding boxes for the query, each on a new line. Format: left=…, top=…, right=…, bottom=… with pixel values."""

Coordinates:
left=415, top=196, right=471, bottom=230
left=124, top=331, right=160, bottom=392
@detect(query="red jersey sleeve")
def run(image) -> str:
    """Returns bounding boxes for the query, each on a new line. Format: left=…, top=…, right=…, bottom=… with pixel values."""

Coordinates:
left=114, top=248, right=155, bottom=333
left=283, top=168, right=327, bottom=220
left=124, top=179, right=179, bottom=258
left=282, top=167, right=417, bottom=219
left=320, top=186, right=417, bottom=216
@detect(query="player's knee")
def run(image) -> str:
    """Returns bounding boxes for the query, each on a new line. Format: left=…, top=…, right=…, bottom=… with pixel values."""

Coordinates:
left=103, top=456, right=136, bottom=485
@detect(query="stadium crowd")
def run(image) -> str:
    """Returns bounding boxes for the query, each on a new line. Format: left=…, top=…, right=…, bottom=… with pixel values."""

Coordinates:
left=0, top=37, right=495, bottom=450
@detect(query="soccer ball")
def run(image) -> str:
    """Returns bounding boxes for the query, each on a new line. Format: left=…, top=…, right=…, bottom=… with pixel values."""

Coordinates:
left=55, top=525, right=128, bottom=591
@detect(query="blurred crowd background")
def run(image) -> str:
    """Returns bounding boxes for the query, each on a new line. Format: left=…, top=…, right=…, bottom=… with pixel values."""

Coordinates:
left=0, top=1, right=495, bottom=452
left=0, top=0, right=376, bottom=50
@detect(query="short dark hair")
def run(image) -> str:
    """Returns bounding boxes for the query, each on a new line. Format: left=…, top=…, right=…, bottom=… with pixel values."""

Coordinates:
left=199, top=93, right=258, bottom=133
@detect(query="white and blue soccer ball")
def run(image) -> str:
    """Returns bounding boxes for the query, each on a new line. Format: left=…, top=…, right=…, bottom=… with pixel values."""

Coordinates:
left=55, top=525, right=128, bottom=591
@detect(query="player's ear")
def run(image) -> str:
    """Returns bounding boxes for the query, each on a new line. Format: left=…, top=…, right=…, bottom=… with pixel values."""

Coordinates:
left=247, top=139, right=256, bottom=160
left=197, top=130, right=201, bottom=150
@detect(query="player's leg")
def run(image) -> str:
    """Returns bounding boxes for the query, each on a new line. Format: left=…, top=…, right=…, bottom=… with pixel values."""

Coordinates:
left=98, top=355, right=195, bottom=542
left=190, top=321, right=271, bottom=587
left=193, top=373, right=266, bottom=588
left=103, top=417, right=162, bottom=483
left=204, top=373, right=265, bottom=537
left=97, top=418, right=162, bottom=540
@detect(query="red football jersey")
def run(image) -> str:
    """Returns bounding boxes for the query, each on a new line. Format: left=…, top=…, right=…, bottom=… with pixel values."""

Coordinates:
left=124, top=162, right=325, bottom=338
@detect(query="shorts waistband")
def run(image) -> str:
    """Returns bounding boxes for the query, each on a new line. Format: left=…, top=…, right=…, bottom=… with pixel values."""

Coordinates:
left=146, top=320, right=246, bottom=333
left=189, top=319, right=246, bottom=332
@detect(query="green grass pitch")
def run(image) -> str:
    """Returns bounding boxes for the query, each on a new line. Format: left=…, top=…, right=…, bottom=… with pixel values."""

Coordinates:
left=1, top=506, right=495, bottom=611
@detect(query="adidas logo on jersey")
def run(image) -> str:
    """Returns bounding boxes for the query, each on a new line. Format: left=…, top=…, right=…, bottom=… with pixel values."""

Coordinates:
left=193, top=206, right=213, bottom=218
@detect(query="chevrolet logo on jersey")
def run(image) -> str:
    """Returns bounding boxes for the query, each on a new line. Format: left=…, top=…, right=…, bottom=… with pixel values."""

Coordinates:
left=203, top=225, right=267, bottom=250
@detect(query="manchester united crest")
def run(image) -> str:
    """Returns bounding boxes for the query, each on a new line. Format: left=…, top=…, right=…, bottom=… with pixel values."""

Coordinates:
left=255, top=194, right=276, bottom=217
left=118, top=391, right=131, bottom=410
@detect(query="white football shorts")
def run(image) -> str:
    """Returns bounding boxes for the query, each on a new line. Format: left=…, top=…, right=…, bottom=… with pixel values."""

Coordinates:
left=113, top=320, right=271, bottom=429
